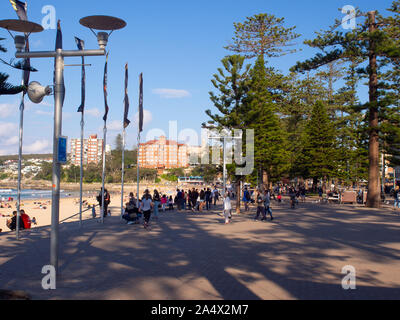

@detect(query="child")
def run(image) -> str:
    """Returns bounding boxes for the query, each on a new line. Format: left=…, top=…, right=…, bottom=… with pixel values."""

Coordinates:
left=161, top=195, right=167, bottom=212
left=223, top=193, right=232, bottom=224
left=168, top=196, right=174, bottom=211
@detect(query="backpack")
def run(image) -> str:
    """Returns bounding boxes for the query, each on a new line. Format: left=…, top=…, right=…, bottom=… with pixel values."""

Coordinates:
left=245, top=191, right=251, bottom=201
left=21, top=213, right=31, bottom=229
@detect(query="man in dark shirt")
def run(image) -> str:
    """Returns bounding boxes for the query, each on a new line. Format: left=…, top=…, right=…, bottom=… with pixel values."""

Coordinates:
left=205, top=188, right=212, bottom=210
left=190, top=188, right=199, bottom=212
left=6, top=211, right=24, bottom=231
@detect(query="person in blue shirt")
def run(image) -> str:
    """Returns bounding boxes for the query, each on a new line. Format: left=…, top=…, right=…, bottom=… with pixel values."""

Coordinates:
left=242, top=187, right=251, bottom=212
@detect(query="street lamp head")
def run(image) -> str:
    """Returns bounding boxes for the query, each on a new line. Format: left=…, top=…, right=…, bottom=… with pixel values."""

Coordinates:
left=0, top=19, right=43, bottom=52
left=79, top=15, right=126, bottom=49
left=79, top=15, right=126, bottom=31
left=0, top=19, right=44, bottom=33
left=14, top=35, right=25, bottom=52
left=97, top=32, right=109, bottom=50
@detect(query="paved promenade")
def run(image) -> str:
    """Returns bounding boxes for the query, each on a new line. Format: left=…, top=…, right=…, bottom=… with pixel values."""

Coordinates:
left=0, top=201, right=399, bottom=300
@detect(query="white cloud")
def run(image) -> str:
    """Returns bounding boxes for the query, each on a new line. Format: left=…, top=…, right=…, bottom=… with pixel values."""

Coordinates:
left=0, top=103, right=16, bottom=119
left=25, top=100, right=52, bottom=111
left=24, top=140, right=51, bottom=154
left=3, top=136, right=19, bottom=146
left=35, top=110, right=52, bottom=116
left=0, top=122, right=17, bottom=138
left=134, top=109, right=153, bottom=128
left=107, top=120, right=123, bottom=131
left=86, top=108, right=102, bottom=118
left=152, top=88, right=191, bottom=99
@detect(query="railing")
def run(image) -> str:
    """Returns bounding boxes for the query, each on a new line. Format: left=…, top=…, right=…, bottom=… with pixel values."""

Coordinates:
left=59, top=204, right=99, bottom=224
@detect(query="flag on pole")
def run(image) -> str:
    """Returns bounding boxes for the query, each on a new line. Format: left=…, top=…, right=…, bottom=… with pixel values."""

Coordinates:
left=54, top=20, right=65, bottom=106
left=75, top=37, right=86, bottom=113
left=123, top=63, right=130, bottom=128
left=55, top=20, right=62, bottom=49
left=138, top=73, right=143, bottom=133
left=103, top=52, right=109, bottom=122
left=9, top=0, right=30, bottom=87
left=9, top=0, right=27, bottom=20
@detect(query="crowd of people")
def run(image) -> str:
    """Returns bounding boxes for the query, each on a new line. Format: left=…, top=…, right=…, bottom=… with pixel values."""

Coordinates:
left=121, top=187, right=224, bottom=229
left=119, top=185, right=280, bottom=229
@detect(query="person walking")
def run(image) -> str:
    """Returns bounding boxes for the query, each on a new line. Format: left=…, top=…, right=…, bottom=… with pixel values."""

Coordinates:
left=264, top=189, right=274, bottom=221
left=213, top=187, right=219, bottom=205
left=97, top=188, right=111, bottom=218
left=140, top=190, right=153, bottom=229
left=161, top=194, right=167, bottom=212
left=190, top=188, right=198, bottom=212
left=289, top=188, right=297, bottom=209
left=318, top=186, right=323, bottom=203
left=300, top=186, right=306, bottom=203
left=205, top=188, right=212, bottom=211
left=187, top=190, right=192, bottom=210
left=182, top=190, right=187, bottom=210
left=199, top=189, right=206, bottom=211
left=223, top=192, right=232, bottom=224
left=393, top=186, right=400, bottom=210
left=254, top=190, right=266, bottom=221
left=176, top=189, right=182, bottom=211
left=243, top=187, right=251, bottom=212
left=153, top=190, right=161, bottom=221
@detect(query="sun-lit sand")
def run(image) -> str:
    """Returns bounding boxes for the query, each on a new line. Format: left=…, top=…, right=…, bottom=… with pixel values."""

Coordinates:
left=0, top=194, right=98, bottom=233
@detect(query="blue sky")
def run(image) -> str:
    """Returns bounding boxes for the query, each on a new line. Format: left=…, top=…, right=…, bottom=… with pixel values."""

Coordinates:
left=0, top=0, right=392, bottom=155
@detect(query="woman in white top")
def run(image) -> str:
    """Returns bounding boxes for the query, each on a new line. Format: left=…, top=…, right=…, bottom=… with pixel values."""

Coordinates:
left=223, top=192, right=232, bottom=224
left=140, top=190, right=153, bottom=228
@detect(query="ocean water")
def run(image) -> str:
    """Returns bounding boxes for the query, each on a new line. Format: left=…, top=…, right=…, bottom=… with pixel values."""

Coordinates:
left=0, top=189, right=78, bottom=200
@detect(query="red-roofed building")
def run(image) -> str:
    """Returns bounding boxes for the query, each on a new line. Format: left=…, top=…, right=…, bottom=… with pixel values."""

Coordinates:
left=138, top=136, right=189, bottom=169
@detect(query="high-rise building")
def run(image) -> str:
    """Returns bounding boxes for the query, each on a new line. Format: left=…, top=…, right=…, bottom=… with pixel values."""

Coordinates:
left=139, top=136, right=197, bottom=169
left=70, top=134, right=104, bottom=166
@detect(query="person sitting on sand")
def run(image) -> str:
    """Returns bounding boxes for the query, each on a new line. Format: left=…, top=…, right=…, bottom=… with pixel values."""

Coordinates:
left=122, top=200, right=139, bottom=225
left=20, top=209, right=31, bottom=229
left=6, top=211, right=24, bottom=231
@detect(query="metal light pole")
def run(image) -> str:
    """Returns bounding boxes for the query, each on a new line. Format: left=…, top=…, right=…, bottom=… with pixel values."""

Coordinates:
left=2, top=16, right=126, bottom=273
left=79, top=113, right=84, bottom=227
left=121, top=128, right=126, bottom=219
left=17, top=49, right=106, bottom=271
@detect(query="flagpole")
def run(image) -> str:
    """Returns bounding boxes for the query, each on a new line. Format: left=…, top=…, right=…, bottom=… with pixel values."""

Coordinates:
left=79, top=113, right=84, bottom=227
left=137, top=130, right=140, bottom=207
left=16, top=92, right=25, bottom=241
left=101, top=122, right=107, bottom=224
left=11, top=0, right=30, bottom=240
left=121, top=128, right=126, bottom=219
left=121, top=63, right=129, bottom=219
left=137, top=73, right=143, bottom=207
